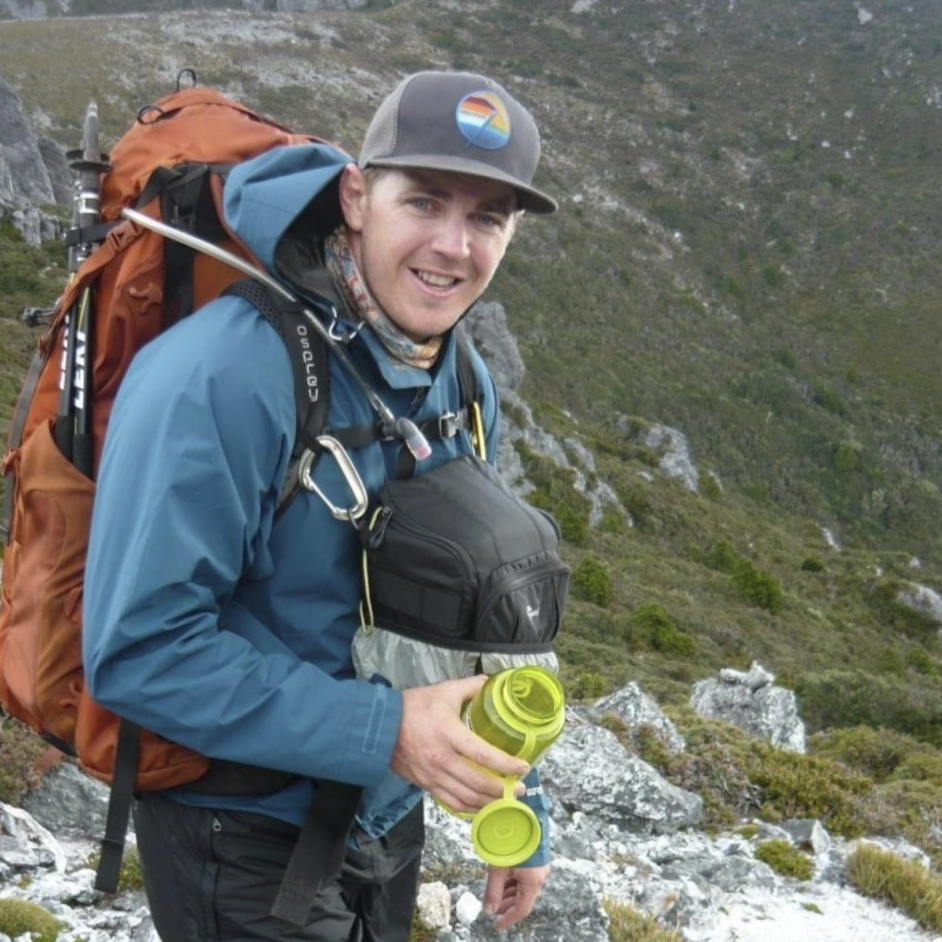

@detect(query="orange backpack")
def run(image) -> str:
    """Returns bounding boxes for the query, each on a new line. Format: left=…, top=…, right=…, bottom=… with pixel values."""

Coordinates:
left=0, top=72, right=326, bottom=888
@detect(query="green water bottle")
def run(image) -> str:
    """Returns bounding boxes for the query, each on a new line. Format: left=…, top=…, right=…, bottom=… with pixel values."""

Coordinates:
left=459, top=665, right=565, bottom=868
left=463, top=665, right=565, bottom=765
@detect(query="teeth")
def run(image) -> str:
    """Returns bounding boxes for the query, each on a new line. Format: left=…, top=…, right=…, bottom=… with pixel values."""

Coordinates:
left=416, top=270, right=456, bottom=288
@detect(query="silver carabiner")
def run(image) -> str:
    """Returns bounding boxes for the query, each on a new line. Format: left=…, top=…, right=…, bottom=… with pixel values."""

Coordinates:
left=297, top=435, right=368, bottom=522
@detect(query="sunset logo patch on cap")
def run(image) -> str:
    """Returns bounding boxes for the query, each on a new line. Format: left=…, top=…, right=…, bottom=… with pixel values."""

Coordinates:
left=455, top=91, right=511, bottom=150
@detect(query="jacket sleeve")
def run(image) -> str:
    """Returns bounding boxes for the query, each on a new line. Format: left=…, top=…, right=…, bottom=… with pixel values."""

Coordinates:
left=83, top=301, right=402, bottom=787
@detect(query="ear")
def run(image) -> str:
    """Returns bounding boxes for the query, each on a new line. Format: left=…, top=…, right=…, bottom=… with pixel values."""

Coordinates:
left=338, top=164, right=369, bottom=232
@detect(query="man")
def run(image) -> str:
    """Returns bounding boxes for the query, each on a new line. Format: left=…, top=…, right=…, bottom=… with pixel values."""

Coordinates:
left=84, top=70, right=558, bottom=941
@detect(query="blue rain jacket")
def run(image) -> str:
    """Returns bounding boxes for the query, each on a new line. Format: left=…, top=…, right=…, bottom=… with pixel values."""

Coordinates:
left=83, top=142, right=550, bottom=862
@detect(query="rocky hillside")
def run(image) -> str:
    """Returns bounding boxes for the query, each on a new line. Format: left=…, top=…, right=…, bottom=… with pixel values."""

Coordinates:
left=3, top=670, right=938, bottom=942
left=3, top=0, right=942, bottom=556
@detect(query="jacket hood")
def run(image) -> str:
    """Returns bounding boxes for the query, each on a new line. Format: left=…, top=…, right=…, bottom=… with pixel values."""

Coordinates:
left=222, top=142, right=351, bottom=271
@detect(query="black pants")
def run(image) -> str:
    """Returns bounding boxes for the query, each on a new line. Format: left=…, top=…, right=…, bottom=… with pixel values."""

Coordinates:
left=133, top=792, right=424, bottom=942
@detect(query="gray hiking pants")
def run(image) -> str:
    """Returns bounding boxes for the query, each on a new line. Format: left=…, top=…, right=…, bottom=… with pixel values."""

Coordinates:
left=132, top=792, right=424, bottom=942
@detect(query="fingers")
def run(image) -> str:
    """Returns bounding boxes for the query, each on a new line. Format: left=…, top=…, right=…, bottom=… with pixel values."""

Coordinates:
left=483, top=865, right=550, bottom=930
left=390, top=677, right=530, bottom=812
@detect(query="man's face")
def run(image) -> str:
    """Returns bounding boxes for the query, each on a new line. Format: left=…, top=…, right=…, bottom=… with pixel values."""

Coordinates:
left=339, top=166, right=518, bottom=342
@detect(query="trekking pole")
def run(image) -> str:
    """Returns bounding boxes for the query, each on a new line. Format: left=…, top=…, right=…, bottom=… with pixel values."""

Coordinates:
left=55, top=102, right=110, bottom=473
left=120, top=206, right=432, bottom=462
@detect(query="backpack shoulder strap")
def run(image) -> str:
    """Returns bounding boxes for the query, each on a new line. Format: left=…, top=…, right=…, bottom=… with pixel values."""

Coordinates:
left=223, top=278, right=330, bottom=512
left=453, top=327, right=486, bottom=461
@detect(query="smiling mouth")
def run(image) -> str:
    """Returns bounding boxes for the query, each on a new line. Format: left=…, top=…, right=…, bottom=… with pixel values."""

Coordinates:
left=414, top=269, right=460, bottom=289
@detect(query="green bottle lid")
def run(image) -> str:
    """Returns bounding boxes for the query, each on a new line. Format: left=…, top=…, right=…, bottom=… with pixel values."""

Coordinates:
left=471, top=799, right=541, bottom=868
left=470, top=775, right=541, bottom=868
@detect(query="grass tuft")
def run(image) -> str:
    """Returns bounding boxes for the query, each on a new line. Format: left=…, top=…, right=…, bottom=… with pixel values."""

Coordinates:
left=847, top=843, right=942, bottom=935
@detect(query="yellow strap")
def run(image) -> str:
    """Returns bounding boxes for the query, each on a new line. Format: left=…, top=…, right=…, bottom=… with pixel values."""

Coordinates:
left=469, top=401, right=487, bottom=462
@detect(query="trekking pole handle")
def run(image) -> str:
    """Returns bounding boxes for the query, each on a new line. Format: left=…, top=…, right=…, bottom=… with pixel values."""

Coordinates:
left=68, top=102, right=110, bottom=272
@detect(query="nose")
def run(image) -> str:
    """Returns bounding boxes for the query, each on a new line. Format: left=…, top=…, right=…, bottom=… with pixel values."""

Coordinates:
left=430, top=214, right=471, bottom=260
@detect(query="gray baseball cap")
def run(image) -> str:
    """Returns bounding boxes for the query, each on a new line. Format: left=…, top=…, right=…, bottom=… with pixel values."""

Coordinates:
left=359, top=71, right=558, bottom=215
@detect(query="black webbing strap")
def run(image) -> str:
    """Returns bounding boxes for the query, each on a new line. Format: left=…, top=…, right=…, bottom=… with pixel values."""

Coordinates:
left=271, top=779, right=364, bottom=925
left=454, top=327, right=481, bottom=409
left=223, top=279, right=330, bottom=458
left=157, top=165, right=212, bottom=330
left=395, top=328, right=482, bottom=478
left=63, top=221, right=116, bottom=248
left=139, top=162, right=231, bottom=332
left=95, top=721, right=301, bottom=894
left=95, top=717, right=142, bottom=893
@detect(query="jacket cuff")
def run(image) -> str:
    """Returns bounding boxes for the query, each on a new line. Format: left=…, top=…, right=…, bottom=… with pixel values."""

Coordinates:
left=516, top=766, right=551, bottom=867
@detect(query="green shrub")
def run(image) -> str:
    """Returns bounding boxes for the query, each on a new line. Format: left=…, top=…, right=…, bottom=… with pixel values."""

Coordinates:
left=893, top=752, right=942, bottom=784
left=567, top=670, right=607, bottom=702
left=0, top=898, right=63, bottom=942
left=700, top=471, right=723, bottom=500
left=876, top=646, right=906, bottom=677
left=754, top=839, right=814, bottom=880
left=628, top=603, right=697, bottom=657
left=861, top=779, right=942, bottom=865
left=907, top=648, right=937, bottom=676
left=745, top=744, right=869, bottom=835
left=832, top=439, right=863, bottom=472
left=813, top=384, right=846, bottom=416
left=809, top=725, right=913, bottom=782
left=603, top=898, right=684, bottom=942
left=653, top=709, right=871, bottom=836
left=731, top=559, right=783, bottom=613
left=706, top=541, right=783, bottom=612
left=518, top=447, right=592, bottom=546
left=709, top=539, right=739, bottom=572
left=571, top=555, right=614, bottom=607
left=800, top=556, right=825, bottom=573
left=735, top=823, right=761, bottom=839
left=632, top=722, right=675, bottom=771
left=551, top=500, right=590, bottom=546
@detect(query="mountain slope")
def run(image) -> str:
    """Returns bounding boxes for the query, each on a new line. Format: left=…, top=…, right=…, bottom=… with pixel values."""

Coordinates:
left=2, top=0, right=942, bottom=714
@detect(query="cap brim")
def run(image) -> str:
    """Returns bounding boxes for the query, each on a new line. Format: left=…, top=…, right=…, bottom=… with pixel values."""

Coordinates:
left=363, top=154, right=558, bottom=215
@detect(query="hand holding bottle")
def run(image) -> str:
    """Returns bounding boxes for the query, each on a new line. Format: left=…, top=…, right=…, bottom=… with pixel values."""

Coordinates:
left=391, top=674, right=531, bottom=814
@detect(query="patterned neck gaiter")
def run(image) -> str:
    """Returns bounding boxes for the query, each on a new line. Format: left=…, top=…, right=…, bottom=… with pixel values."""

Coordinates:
left=324, top=227, right=442, bottom=370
